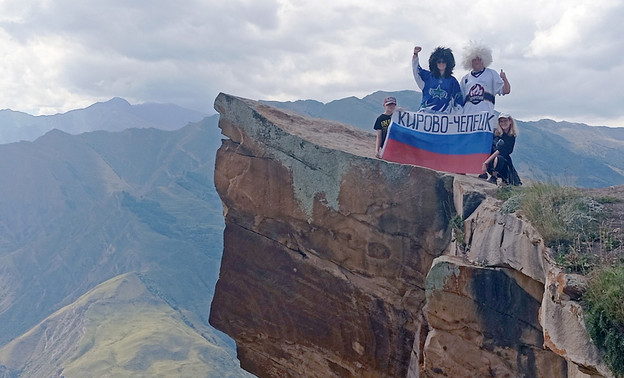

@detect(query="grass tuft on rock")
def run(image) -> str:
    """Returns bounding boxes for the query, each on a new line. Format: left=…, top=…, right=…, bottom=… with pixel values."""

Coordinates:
left=498, top=183, right=604, bottom=273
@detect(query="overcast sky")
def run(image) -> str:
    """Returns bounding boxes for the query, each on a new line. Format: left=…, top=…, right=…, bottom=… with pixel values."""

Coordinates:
left=1, top=0, right=623, bottom=126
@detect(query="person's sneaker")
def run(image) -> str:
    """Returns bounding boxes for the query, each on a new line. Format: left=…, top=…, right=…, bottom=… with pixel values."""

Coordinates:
left=478, top=173, right=488, bottom=180
left=488, top=176, right=497, bottom=184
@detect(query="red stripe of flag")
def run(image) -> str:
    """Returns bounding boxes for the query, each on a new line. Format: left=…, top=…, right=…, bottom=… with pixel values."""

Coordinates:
left=381, top=139, right=488, bottom=174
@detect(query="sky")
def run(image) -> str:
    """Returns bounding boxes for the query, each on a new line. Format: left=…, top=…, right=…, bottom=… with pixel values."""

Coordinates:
left=0, top=0, right=623, bottom=127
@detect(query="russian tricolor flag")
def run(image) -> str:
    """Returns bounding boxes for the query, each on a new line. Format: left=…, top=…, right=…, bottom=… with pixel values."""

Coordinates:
left=380, top=110, right=495, bottom=174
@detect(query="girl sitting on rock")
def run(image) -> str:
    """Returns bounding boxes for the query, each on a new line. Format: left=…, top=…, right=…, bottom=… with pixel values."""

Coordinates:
left=479, top=113, right=522, bottom=186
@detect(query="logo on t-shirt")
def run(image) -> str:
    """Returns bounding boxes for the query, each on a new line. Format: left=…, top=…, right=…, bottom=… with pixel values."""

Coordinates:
left=429, top=85, right=448, bottom=99
left=467, top=84, right=485, bottom=104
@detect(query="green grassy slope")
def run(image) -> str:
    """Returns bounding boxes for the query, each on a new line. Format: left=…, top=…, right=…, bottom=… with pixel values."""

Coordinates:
left=0, top=273, right=250, bottom=377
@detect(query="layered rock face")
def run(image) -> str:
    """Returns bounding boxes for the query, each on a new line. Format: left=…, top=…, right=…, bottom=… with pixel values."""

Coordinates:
left=209, top=93, right=612, bottom=377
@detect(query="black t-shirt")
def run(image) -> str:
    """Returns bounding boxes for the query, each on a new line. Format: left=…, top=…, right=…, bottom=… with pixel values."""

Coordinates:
left=492, top=132, right=515, bottom=158
left=374, top=113, right=392, bottom=147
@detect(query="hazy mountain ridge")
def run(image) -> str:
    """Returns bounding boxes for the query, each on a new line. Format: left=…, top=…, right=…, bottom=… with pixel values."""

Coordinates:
left=0, top=115, right=251, bottom=376
left=261, top=90, right=422, bottom=128
left=263, top=90, right=624, bottom=188
left=0, top=97, right=207, bottom=145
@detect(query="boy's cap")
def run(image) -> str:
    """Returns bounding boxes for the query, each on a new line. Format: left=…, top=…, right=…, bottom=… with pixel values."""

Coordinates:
left=383, top=96, right=397, bottom=105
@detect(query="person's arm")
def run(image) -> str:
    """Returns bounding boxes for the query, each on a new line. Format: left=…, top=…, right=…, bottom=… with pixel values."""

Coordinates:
left=412, top=46, right=425, bottom=90
left=452, top=78, right=464, bottom=110
left=500, top=69, right=511, bottom=95
left=375, top=130, right=383, bottom=158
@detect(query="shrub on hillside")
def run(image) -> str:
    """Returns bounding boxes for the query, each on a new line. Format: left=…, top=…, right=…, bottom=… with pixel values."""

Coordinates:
left=583, top=264, right=624, bottom=377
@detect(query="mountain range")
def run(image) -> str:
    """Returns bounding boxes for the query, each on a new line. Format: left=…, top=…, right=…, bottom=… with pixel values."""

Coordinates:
left=263, top=90, right=624, bottom=188
left=0, top=102, right=251, bottom=376
left=0, top=92, right=622, bottom=376
left=0, top=97, right=208, bottom=145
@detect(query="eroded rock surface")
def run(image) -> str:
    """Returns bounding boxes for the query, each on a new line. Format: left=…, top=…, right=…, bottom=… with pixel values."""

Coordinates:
left=424, top=256, right=568, bottom=377
left=209, top=93, right=612, bottom=378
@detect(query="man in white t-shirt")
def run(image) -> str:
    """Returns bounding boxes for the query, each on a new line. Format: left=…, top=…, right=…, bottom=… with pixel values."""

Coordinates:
left=460, top=42, right=511, bottom=114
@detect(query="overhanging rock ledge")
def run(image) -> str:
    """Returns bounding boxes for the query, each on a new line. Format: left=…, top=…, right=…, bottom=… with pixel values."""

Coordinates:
left=209, top=93, right=612, bottom=378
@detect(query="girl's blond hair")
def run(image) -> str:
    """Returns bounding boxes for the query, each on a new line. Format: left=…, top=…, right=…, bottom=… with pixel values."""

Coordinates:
left=494, top=115, right=518, bottom=137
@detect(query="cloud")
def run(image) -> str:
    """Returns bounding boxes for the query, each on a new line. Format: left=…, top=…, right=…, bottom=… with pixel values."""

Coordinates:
left=0, top=0, right=622, bottom=127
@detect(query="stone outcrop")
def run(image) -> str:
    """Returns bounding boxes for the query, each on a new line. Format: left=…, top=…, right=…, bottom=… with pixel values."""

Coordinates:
left=209, top=93, right=613, bottom=377
left=423, top=256, right=567, bottom=377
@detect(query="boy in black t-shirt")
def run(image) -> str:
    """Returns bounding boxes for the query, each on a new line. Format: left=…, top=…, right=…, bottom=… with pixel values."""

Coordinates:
left=374, top=96, right=396, bottom=158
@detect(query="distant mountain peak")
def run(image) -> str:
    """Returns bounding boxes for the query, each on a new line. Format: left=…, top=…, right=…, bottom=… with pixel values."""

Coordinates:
left=107, top=97, right=131, bottom=105
left=88, top=97, right=132, bottom=110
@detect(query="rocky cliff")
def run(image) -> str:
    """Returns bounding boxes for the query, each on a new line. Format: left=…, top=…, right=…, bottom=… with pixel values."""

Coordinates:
left=209, top=93, right=613, bottom=377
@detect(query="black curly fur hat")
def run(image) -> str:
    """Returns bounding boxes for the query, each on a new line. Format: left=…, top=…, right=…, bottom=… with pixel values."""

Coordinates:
left=428, top=47, right=455, bottom=78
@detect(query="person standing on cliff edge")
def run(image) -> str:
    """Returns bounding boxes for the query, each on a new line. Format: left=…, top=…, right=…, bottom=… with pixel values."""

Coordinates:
left=412, top=45, right=464, bottom=113
left=374, top=96, right=397, bottom=158
left=460, top=41, right=511, bottom=114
